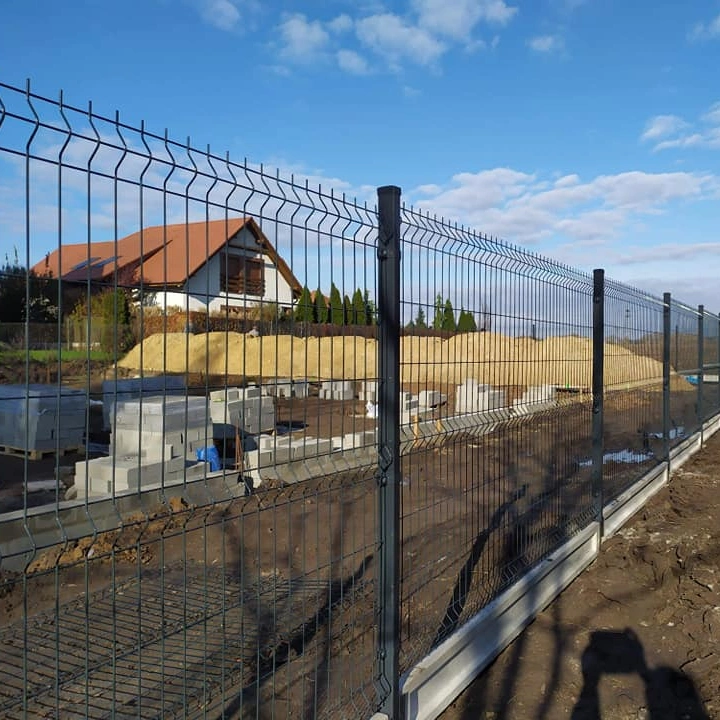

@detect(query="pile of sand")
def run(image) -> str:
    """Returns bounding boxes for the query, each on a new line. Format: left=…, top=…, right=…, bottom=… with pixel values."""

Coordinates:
left=118, top=331, right=686, bottom=391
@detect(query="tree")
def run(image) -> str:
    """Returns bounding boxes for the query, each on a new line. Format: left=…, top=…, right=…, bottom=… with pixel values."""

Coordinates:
left=343, top=294, right=353, bottom=325
left=352, top=289, right=366, bottom=326
left=69, top=288, right=134, bottom=355
left=329, top=283, right=344, bottom=325
left=442, top=299, right=456, bottom=331
left=0, top=250, right=58, bottom=324
left=363, top=290, right=377, bottom=326
left=457, top=308, right=477, bottom=333
left=433, top=294, right=444, bottom=330
left=414, top=306, right=427, bottom=329
left=294, top=285, right=314, bottom=324
left=466, top=310, right=477, bottom=332
left=313, top=288, right=328, bottom=324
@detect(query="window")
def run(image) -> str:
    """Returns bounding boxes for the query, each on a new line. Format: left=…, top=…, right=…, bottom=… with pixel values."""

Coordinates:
left=220, top=254, right=265, bottom=296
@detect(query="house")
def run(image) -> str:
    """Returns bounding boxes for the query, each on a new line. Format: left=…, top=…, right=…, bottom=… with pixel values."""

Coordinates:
left=34, top=218, right=303, bottom=314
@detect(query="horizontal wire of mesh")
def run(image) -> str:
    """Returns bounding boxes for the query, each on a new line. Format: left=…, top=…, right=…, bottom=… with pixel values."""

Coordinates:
left=0, top=80, right=379, bottom=719
left=396, top=207, right=595, bottom=672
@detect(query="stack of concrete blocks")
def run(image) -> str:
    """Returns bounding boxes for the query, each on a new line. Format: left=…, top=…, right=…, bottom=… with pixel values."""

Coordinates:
left=102, top=375, right=186, bottom=430
left=263, top=379, right=309, bottom=399
left=417, top=390, right=448, bottom=412
left=400, top=392, right=421, bottom=425
left=0, top=385, right=87, bottom=454
left=75, top=396, right=212, bottom=497
left=455, top=380, right=507, bottom=415
left=358, top=380, right=378, bottom=402
left=330, top=429, right=377, bottom=452
left=512, top=385, right=557, bottom=416
left=248, top=434, right=334, bottom=473
left=319, top=380, right=355, bottom=400
left=209, top=386, right=276, bottom=436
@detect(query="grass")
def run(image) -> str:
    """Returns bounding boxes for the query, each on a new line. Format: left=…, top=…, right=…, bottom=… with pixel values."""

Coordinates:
left=0, top=348, right=114, bottom=363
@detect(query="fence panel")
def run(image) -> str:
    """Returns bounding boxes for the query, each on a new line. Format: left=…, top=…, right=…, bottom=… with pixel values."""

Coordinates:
left=3, top=76, right=720, bottom=720
left=396, top=207, right=596, bottom=673
left=601, top=281, right=666, bottom=501
left=669, top=300, right=704, bottom=444
left=701, top=309, right=720, bottom=421
left=0, top=80, right=380, bottom=720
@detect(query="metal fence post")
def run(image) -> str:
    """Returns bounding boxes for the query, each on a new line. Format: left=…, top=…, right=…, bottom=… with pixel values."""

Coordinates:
left=592, top=269, right=605, bottom=536
left=376, top=185, right=402, bottom=719
left=698, top=305, right=704, bottom=432
left=663, top=293, right=671, bottom=462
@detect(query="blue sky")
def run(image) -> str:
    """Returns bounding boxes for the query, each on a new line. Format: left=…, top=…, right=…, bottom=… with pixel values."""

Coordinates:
left=1, top=0, right=720, bottom=308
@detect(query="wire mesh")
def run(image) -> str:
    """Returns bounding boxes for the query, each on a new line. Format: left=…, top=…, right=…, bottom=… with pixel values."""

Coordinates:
left=0, top=79, right=378, bottom=720
left=701, top=309, right=720, bottom=421
left=2, top=77, right=720, bottom=719
left=397, top=207, right=596, bottom=672
left=601, top=282, right=666, bottom=501
left=669, top=300, right=705, bottom=444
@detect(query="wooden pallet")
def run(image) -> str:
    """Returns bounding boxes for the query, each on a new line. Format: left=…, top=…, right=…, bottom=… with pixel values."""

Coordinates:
left=0, top=444, right=84, bottom=461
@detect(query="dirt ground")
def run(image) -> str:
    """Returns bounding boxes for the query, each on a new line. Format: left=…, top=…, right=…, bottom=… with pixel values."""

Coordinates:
left=0, top=356, right=711, bottom=718
left=440, top=429, right=720, bottom=720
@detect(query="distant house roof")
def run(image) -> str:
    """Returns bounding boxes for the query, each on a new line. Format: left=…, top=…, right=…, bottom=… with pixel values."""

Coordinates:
left=34, top=217, right=302, bottom=298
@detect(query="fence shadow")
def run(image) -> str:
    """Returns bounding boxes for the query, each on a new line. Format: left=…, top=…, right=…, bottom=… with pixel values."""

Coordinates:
left=432, top=484, right=528, bottom=648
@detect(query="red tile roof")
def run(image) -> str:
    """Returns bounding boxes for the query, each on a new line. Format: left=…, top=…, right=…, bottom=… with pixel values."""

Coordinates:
left=33, top=218, right=302, bottom=297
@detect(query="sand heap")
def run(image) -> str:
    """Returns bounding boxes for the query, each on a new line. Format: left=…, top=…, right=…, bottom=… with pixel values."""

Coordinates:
left=118, top=331, right=685, bottom=391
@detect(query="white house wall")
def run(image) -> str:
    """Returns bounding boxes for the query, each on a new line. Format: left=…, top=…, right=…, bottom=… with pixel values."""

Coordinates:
left=151, top=228, right=295, bottom=312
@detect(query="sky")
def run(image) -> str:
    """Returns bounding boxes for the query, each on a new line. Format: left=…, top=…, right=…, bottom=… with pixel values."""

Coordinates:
left=1, top=0, right=720, bottom=311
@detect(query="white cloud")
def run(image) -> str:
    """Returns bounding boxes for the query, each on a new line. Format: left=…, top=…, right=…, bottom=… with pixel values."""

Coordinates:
left=702, top=101, right=720, bottom=125
left=278, top=13, right=330, bottom=61
left=328, top=14, right=353, bottom=34
left=528, top=34, right=563, bottom=53
left=195, top=0, right=241, bottom=31
left=642, top=102, right=720, bottom=151
left=618, top=242, right=720, bottom=266
left=412, top=0, right=518, bottom=40
left=410, top=168, right=718, bottom=245
left=554, top=174, right=580, bottom=188
left=640, top=114, right=688, bottom=141
left=356, top=13, right=446, bottom=66
left=689, top=12, right=720, bottom=41
left=337, top=49, right=370, bottom=75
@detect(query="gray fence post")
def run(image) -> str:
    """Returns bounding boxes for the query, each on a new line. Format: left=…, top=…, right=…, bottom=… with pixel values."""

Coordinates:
left=663, top=293, right=671, bottom=461
left=592, top=269, right=605, bottom=535
left=698, top=305, right=704, bottom=431
left=376, top=185, right=402, bottom=719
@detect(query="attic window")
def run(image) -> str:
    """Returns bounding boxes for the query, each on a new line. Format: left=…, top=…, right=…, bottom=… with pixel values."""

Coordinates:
left=220, top=254, right=265, bottom=296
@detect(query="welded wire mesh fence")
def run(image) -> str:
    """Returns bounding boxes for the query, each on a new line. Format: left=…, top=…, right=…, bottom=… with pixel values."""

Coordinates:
left=1, top=79, right=719, bottom=719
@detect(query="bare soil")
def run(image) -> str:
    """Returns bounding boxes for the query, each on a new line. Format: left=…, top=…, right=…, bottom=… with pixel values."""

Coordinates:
left=440, top=430, right=720, bottom=720
left=0, top=353, right=712, bottom=719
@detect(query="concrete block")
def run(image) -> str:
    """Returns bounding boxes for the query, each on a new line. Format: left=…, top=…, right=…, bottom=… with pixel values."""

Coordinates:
left=418, top=390, right=447, bottom=409
left=290, top=437, right=333, bottom=460
left=0, top=385, right=87, bottom=452
left=102, top=375, right=185, bottom=430
left=320, top=380, right=355, bottom=401
left=358, top=380, right=379, bottom=402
